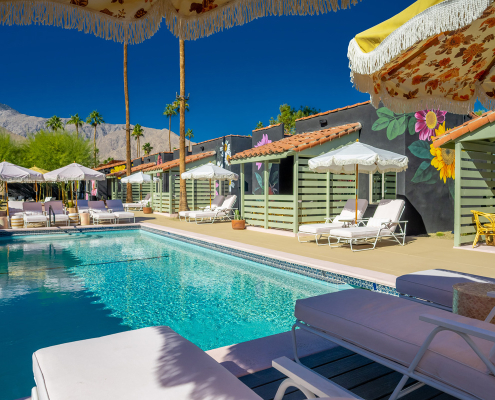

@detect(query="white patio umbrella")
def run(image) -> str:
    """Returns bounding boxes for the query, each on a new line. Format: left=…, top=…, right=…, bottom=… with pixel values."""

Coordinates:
left=44, top=163, right=105, bottom=204
left=308, top=141, right=408, bottom=222
left=181, top=163, right=238, bottom=206
left=121, top=171, right=159, bottom=201
left=0, top=161, right=44, bottom=215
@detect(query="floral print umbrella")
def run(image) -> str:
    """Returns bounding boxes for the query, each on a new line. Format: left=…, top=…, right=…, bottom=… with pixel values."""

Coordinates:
left=0, top=0, right=359, bottom=43
left=348, top=0, right=495, bottom=114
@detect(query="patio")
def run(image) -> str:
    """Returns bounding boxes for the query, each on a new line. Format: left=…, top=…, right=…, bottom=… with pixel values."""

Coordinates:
left=131, top=212, right=495, bottom=281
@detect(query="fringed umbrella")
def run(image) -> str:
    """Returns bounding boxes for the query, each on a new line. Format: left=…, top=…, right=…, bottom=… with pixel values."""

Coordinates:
left=348, top=0, right=495, bottom=114
left=121, top=172, right=159, bottom=201
left=0, top=0, right=360, bottom=44
left=30, top=166, right=49, bottom=202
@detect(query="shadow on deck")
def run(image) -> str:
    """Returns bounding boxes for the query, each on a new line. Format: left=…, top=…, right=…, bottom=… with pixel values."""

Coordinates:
left=239, top=346, right=456, bottom=400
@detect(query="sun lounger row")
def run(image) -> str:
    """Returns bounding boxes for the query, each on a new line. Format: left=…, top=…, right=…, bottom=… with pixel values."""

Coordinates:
left=31, top=286, right=495, bottom=400
left=179, top=195, right=237, bottom=223
left=5, top=200, right=136, bottom=228
left=298, top=198, right=408, bottom=251
left=123, top=193, right=151, bottom=211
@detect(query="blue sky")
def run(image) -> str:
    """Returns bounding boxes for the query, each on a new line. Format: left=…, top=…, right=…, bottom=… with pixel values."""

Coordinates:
left=1, top=0, right=433, bottom=143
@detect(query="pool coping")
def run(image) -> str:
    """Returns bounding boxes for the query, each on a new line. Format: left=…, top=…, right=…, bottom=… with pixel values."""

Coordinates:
left=0, top=223, right=398, bottom=295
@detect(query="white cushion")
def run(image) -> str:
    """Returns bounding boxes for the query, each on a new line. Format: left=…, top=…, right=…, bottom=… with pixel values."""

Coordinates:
left=114, top=212, right=134, bottom=219
left=92, top=213, right=116, bottom=220
left=298, top=223, right=343, bottom=234
left=33, top=326, right=262, bottom=400
left=367, top=218, right=391, bottom=228
left=24, top=215, right=48, bottom=223
left=53, top=215, right=69, bottom=221
left=189, top=211, right=219, bottom=218
left=330, top=227, right=394, bottom=239
left=333, top=199, right=368, bottom=223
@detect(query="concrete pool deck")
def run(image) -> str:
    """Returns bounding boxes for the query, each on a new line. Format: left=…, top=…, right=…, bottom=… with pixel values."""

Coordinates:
left=133, top=212, right=495, bottom=280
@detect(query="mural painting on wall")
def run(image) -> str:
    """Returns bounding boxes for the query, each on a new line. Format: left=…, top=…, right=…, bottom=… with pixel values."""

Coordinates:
left=372, top=107, right=455, bottom=199
left=216, top=139, right=235, bottom=193
left=253, top=134, right=279, bottom=194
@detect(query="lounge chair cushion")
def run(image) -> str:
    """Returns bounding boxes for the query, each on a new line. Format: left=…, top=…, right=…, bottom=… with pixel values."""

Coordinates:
left=329, top=227, right=393, bottom=238
left=33, top=326, right=261, bottom=400
left=333, top=199, right=368, bottom=224
left=188, top=211, right=222, bottom=219
left=92, top=213, right=116, bottom=220
left=113, top=212, right=135, bottom=220
left=24, top=215, right=47, bottom=223
left=295, top=290, right=495, bottom=400
left=368, top=199, right=405, bottom=232
left=396, top=269, right=495, bottom=308
left=298, top=223, right=343, bottom=234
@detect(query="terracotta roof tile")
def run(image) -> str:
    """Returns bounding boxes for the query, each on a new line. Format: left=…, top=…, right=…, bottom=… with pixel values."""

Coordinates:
left=252, top=123, right=282, bottom=132
left=295, top=101, right=371, bottom=122
left=433, top=110, right=495, bottom=148
left=231, top=123, right=362, bottom=161
left=142, top=151, right=216, bottom=172
left=106, top=162, right=156, bottom=177
left=94, top=160, right=126, bottom=171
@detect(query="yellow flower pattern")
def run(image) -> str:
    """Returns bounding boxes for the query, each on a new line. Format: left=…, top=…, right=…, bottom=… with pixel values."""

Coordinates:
left=430, top=122, right=455, bottom=183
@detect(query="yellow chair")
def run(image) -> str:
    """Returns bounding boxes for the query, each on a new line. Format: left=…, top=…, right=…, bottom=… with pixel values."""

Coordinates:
left=471, top=210, right=495, bottom=247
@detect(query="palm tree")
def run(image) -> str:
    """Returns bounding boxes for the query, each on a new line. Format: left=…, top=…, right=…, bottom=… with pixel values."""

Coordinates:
left=179, top=39, right=189, bottom=212
left=46, top=116, right=63, bottom=131
left=163, top=102, right=178, bottom=152
left=185, top=128, right=194, bottom=152
left=123, top=43, right=132, bottom=203
left=86, top=110, right=104, bottom=167
left=132, top=124, right=144, bottom=158
left=66, top=114, right=84, bottom=138
left=142, top=142, right=153, bottom=156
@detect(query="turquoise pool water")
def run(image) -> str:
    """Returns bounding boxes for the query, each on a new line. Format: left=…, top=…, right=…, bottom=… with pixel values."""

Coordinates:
left=0, top=230, right=349, bottom=399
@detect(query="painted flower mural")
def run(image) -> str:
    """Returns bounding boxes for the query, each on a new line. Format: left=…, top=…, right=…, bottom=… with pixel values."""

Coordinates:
left=430, top=123, right=455, bottom=183
left=218, top=139, right=232, bottom=166
left=252, top=133, right=278, bottom=194
left=414, top=109, right=447, bottom=141
left=255, top=134, right=272, bottom=170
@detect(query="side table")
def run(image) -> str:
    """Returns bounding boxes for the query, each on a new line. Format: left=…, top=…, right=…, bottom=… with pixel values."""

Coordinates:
left=453, top=282, right=495, bottom=323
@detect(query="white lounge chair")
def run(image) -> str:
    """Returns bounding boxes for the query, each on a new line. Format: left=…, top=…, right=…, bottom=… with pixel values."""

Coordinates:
left=297, top=199, right=369, bottom=245
left=328, top=199, right=407, bottom=251
left=187, top=195, right=237, bottom=223
left=88, top=201, right=117, bottom=225
left=178, top=195, right=225, bottom=221
left=106, top=200, right=136, bottom=223
left=43, top=197, right=53, bottom=202
left=293, top=289, right=495, bottom=400
left=45, top=201, right=70, bottom=226
left=123, top=193, right=150, bottom=211
left=23, top=202, right=48, bottom=228
left=31, top=326, right=359, bottom=400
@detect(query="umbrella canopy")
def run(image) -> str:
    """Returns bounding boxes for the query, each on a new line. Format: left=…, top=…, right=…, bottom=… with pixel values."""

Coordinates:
left=0, top=0, right=358, bottom=44
left=30, top=166, right=49, bottom=174
left=181, top=163, right=238, bottom=181
left=0, top=161, right=44, bottom=182
left=308, top=142, right=409, bottom=174
left=308, top=141, right=408, bottom=221
left=44, top=163, right=105, bottom=182
left=348, top=0, right=495, bottom=114
left=121, top=171, right=159, bottom=184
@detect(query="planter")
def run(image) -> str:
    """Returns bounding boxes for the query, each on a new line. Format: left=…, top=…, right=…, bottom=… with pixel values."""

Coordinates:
left=143, top=207, right=153, bottom=214
left=232, top=219, right=246, bottom=230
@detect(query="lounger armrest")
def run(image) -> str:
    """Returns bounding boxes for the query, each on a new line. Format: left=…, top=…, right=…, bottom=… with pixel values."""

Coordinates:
left=272, top=357, right=361, bottom=399
left=324, top=217, right=334, bottom=222
left=419, top=314, right=495, bottom=342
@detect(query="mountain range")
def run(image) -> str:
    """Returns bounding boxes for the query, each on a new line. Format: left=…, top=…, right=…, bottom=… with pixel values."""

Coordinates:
left=0, top=103, right=182, bottom=160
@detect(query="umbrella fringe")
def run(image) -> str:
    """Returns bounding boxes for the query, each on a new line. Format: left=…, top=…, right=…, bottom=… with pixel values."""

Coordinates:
left=352, top=71, right=492, bottom=115
left=347, top=0, right=493, bottom=75
left=0, top=0, right=358, bottom=43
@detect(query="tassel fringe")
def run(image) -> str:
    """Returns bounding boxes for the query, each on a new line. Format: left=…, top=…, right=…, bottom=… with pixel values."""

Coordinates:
left=352, top=72, right=494, bottom=115
left=348, top=0, right=493, bottom=75
left=0, top=0, right=359, bottom=43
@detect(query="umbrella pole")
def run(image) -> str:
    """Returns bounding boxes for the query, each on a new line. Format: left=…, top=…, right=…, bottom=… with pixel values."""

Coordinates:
left=209, top=179, right=211, bottom=207
left=355, top=164, right=358, bottom=223
left=5, top=182, right=8, bottom=218
left=140, top=184, right=142, bottom=201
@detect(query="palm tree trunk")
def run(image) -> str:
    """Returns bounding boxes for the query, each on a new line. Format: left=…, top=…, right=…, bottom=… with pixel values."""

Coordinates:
left=93, top=125, right=97, bottom=167
left=124, top=42, right=133, bottom=204
left=169, top=116, right=172, bottom=152
left=76, top=125, right=79, bottom=139
left=179, top=39, right=189, bottom=212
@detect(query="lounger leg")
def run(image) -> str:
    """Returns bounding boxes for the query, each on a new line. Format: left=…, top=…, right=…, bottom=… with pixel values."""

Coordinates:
left=273, top=378, right=316, bottom=400
left=292, top=323, right=302, bottom=364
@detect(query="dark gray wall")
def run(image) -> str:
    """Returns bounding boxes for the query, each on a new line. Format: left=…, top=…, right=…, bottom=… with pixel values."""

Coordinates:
left=296, top=102, right=468, bottom=234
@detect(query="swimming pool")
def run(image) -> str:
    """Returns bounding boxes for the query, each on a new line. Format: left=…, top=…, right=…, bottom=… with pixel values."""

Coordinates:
left=0, top=229, right=350, bottom=400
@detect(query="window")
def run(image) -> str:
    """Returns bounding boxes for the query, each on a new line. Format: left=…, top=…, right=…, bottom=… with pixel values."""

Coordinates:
left=369, top=172, right=396, bottom=203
